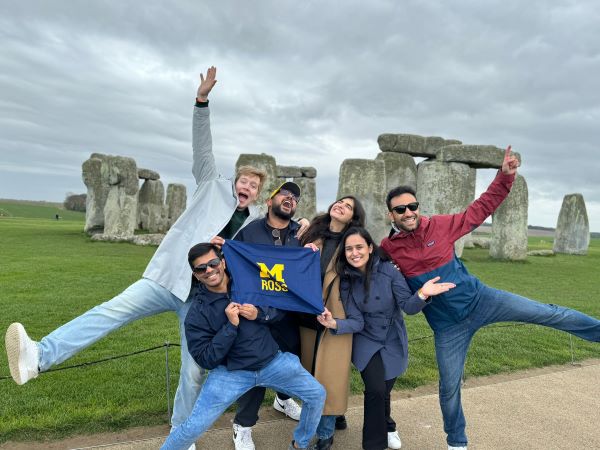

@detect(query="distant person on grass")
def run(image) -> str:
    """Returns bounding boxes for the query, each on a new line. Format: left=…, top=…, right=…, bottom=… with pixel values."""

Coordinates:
left=4, top=66, right=287, bottom=448
left=380, top=145, right=600, bottom=450
left=161, top=243, right=325, bottom=450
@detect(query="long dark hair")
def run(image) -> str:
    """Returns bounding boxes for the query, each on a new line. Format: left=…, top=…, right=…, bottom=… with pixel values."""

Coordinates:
left=335, top=226, right=389, bottom=302
left=300, top=195, right=366, bottom=245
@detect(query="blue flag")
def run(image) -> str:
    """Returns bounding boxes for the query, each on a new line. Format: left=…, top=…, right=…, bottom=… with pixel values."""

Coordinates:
left=222, top=240, right=324, bottom=314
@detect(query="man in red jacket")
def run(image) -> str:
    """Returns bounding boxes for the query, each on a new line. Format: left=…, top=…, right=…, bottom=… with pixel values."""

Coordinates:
left=381, top=147, right=600, bottom=450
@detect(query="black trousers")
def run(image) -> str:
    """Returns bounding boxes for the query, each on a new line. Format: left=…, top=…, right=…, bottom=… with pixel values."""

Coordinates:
left=234, top=315, right=300, bottom=427
left=360, top=351, right=397, bottom=450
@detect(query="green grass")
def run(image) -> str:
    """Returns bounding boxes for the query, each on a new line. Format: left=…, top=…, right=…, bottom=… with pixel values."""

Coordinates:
left=1, top=207, right=599, bottom=443
left=0, top=200, right=85, bottom=221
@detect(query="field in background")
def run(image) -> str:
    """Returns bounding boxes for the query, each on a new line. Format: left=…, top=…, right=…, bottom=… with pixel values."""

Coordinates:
left=1, top=202, right=599, bottom=442
left=0, top=199, right=85, bottom=221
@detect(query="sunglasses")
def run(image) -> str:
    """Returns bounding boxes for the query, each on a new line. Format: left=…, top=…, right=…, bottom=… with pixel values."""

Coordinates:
left=277, top=189, right=300, bottom=203
left=192, top=258, right=222, bottom=274
left=392, top=202, right=419, bottom=214
left=272, top=228, right=283, bottom=246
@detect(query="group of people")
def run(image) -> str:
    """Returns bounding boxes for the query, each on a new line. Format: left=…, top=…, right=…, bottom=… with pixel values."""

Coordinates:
left=6, top=67, right=600, bottom=450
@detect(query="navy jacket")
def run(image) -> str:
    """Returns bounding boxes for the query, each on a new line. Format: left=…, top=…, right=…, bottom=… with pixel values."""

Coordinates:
left=334, top=257, right=428, bottom=380
left=234, top=216, right=302, bottom=354
left=185, top=283, right=281, bottom=371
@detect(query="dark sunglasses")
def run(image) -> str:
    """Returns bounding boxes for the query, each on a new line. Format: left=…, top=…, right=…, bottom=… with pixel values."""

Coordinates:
left=392, top=202, right=419, bottom=214
left=193, top=258, right=222, bottom=274
left=277, top=189, right=300, bottom=203
left=272, top=228, right=283, bottom=246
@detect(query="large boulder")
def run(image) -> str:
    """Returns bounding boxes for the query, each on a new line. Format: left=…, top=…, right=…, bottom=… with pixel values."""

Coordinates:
left=138, top=179, right=168, bottom=233
left=553, top=194, right=590, bottom=255
left=166, top=183, right=187, bottom=228
left=337, top=158, right=388, bottom=243
left=436, top=144, right=522, bottom=169
left=490, top=175, right=528, bottom=260
left=293, top=177, right=317, bottom=221
left=102, top=156, right=139, bottom=239
left=416, top=160, right=476, bottom=257
left=378, top=134, right=461, bottom=157
left=376, top=152, right=417, bottom=193
left=82, top=153, right=110, bottom=233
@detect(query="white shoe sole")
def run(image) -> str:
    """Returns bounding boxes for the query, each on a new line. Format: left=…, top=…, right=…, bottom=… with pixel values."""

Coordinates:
left=5, top=323, right=37, bottom=385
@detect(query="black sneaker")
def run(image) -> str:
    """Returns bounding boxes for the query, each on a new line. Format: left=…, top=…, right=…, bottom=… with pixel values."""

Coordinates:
left=335, top=415, right=347, bottom=430
left=316, top=436, right=334, bottom=450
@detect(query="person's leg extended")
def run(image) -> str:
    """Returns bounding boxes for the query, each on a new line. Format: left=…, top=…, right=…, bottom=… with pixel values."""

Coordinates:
left=260, top=352, right=325, bottom=449
left=162, top=366, right=253, bottom=450
left=477, top=286, right=600, bottom=342
left=171, top=299, right=207, bottom=427
left=36, top=278, right=179, bottom=370
left=360, top=351, right=390, bottom=450
left=434, top=322, right=475, bottom=448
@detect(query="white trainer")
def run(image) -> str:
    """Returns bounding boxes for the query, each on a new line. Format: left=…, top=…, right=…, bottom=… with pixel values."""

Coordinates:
left=448, top=446, right=467, bottom=450
left=232, top=423, right=255, bottom=450
left=388, top=430, right=402, bottom=449
left=273, top=396, right=302, bottom=421
left=5, top=323, right=39, bottom=385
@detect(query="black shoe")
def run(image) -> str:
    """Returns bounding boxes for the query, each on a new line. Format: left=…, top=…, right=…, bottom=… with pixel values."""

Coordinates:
left=335, top=415, right=347, bottom=430
left=316, top=436, right=334, bottom=450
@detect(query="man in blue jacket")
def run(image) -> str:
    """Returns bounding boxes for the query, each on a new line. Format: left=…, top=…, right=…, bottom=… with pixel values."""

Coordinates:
left=161, top=243, right=325, bottom=450
left=381, top=147, right=600, bottom=450
left=229, top=181, right=304, bottom=449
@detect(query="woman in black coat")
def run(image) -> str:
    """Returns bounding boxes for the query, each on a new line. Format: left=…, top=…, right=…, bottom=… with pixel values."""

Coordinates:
left=318, top=226, right=455, bottom=450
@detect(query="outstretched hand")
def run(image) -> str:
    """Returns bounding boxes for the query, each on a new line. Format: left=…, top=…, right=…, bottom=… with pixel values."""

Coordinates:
left=420, top=276, right=456, bottom=298
left=197, top=66, right=217, bottom=102
left=501, top=145, right=520, bottom=175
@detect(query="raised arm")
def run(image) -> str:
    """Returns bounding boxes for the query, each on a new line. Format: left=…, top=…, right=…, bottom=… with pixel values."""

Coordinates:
left=192, top=66, right=219, bottom=185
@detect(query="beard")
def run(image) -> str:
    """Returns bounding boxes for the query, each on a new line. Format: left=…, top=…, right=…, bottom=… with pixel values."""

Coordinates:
left=271, top=202, right=296, bottom=220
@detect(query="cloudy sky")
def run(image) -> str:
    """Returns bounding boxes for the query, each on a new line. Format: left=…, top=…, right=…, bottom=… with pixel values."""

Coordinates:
left=1, top=0, right=599, bottom=231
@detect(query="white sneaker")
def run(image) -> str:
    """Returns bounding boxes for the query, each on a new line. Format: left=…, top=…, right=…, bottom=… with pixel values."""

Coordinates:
left=232, top=423, right=255, bottom=450
left=388, top=430, right=402, bottom=449
left=448, top=446, right=467, bottom=450
left=273, top=396, right=302, bottom=421
left=5, top=323, right=39, bottom=385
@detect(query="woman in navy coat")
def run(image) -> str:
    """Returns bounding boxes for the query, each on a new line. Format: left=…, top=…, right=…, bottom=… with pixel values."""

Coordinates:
left=318, top=226, right=455, bottom=450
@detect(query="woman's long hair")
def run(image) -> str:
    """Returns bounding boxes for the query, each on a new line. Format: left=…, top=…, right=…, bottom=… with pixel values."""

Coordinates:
left=335, top=226, right=389, bottom=302
left=300, top=195, right=366, bottom=246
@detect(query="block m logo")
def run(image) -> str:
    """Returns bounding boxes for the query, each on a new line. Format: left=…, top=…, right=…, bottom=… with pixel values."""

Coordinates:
left=257, top=262, right=285, bottom=283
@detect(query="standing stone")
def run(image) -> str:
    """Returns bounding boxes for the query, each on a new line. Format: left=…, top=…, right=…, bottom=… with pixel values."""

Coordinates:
left=292, top=177, right=317, bottom=221
left=138, top=179, right=168, bottom=233
left=416, top=160, right=476, bottom=257
left=236, top=153, right=277, bottom=206
left=82, top=153, right=110, bottom=234
left=166, top=183, right=187, bottom=228
left=103, top=156, right=139, bottom=239
left=337, top=158, right=388, bottom=243
left=490, top=175, right=528, bottom=260
left=553, top=194, right=590, bottom=255
left=376, top=152, right=417, bottom=193
left=276, top=165, right=303, bottom=178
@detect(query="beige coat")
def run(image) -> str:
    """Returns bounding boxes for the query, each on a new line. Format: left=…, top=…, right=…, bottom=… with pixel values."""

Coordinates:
left=299, top=241, right=353, bottom=415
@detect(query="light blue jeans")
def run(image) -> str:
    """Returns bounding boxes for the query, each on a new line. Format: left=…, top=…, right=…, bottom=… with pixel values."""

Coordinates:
left=37, top=278, right=205, bottom=426
left=436, top=286, right=600, bottom=447
left=161, top=352, right=326, bottom=450
left=316, top=415, right=336, bottom=440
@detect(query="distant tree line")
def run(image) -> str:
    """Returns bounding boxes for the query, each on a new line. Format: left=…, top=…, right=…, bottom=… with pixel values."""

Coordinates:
left=64, top=193, right=86, bottom=212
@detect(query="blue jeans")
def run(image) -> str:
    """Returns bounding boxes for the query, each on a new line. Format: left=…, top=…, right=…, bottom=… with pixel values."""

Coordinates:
left=435, top=286, right=600, bottom=447
left=37, top=278, right=206, bottom=426
left=316, top=414, right=336, bottom=440
left=161, top=352, right=326, bottom=450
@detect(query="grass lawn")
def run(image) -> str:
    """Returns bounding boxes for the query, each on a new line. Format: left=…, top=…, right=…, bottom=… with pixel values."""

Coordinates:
left=1, top=209, right=599, bottom=442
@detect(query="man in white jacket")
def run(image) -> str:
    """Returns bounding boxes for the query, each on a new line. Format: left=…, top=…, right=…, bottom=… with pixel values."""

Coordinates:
left=5, top=67, right=266, bottom=447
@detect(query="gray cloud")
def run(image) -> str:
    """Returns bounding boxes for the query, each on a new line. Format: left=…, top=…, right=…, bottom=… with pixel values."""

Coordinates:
left=1, top=0, right=599, bottom=231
